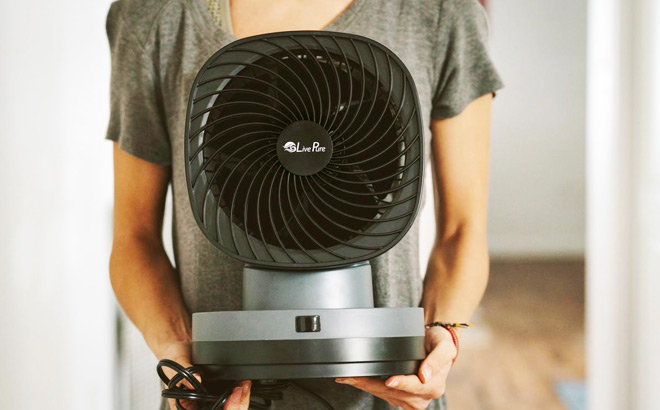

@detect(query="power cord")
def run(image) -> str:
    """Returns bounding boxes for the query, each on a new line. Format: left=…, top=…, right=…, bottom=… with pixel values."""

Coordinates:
left=157, top=359, right=335, bottom=410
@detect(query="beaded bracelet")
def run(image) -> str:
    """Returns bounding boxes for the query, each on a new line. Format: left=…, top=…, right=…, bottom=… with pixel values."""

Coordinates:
left=424, top=322, right=473, bottom=329
left=424, top=322, right=473, bottom=364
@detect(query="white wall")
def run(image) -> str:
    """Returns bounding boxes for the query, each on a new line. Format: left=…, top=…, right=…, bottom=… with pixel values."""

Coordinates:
left=487, top=0, right=587, bottom=257
left=0, top=1, right=115, bottom=409
left=586, top=0, right=660, bottom=408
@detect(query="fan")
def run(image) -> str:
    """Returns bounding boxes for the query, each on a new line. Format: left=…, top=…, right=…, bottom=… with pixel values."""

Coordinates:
left=184, top=31, right=425, bottom=381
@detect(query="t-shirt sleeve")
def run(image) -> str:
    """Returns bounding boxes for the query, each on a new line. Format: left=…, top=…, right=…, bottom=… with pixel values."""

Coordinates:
left=105, top=1, right=172, bottom=166
left=431, top=0, right=505, bottom=120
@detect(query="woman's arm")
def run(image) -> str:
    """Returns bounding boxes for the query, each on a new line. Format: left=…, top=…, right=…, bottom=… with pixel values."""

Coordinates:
left=422, top=91, right=491, bottom=333
left=110, top=143, right=251, bottom=410
left=110, top=144, right=194, bottom=410
left=336, top=93, right=493, bottom=410
left=110, top=143, right=191, bottom=361
left=110, top=142, right=191, bottom=372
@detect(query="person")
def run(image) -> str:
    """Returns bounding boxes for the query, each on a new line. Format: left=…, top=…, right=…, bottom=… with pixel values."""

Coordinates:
left=106, top=0, right=504, bottom=409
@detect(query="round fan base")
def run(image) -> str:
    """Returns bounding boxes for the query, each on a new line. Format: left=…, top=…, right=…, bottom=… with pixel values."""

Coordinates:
left=192, top=307, right=426, bottom=380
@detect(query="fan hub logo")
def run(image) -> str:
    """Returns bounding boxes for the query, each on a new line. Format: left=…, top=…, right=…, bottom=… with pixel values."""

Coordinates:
left=282, top=141, right=327, bottom=153
left=276, top=120, right=333, bottom=176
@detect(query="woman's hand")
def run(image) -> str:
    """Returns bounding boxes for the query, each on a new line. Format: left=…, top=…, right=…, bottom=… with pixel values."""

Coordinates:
left=157, top=341, right=200, bottom=410
left=335, top=327, right=456, bottom=410
left=157, top=341, right=252, bottom=410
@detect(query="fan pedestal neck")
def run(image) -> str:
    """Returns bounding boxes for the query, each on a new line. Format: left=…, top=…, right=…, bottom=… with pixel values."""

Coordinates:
left=242, top=262, right=374, bottom=310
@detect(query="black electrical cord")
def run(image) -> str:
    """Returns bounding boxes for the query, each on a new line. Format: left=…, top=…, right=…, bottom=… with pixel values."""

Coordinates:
left=157, top=359, right=335, bottom=410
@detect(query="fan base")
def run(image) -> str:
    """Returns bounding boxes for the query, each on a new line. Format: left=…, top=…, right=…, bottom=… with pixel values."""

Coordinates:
left=192, top=308, right=426, bottom=380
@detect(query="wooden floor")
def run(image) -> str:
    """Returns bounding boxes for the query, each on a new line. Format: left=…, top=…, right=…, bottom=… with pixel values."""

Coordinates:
left=444, top=259, right=585, bottom=410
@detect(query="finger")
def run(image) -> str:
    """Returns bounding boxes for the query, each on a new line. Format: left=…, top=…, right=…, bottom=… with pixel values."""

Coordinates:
left=337, top=378, right=434, bottom=410
left=223, top=386, right=244, bottom=410
left=336, top=377, right=412, bottom=398
left=336, top=377, right=390, bottom=396
left=384, top=374, right=425, bottom=395
left=238, top=380, right=251, bottom=410
left=185, top=400, right=201, bottom=410
left=385, top=352, right=452, bottom=397
left=169, top=399, right=196, bottom=410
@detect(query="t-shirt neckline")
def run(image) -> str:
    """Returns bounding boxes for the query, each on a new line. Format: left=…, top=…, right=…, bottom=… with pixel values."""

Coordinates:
left=190, top=0, right=369, bottom=44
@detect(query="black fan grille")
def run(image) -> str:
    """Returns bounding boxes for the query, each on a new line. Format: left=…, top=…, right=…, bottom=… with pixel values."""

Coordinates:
left=185, top=32, right=424, bottom=269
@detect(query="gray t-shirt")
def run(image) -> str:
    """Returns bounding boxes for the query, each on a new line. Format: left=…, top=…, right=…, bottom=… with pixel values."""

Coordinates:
left=105, top=0, right=504, bottom=409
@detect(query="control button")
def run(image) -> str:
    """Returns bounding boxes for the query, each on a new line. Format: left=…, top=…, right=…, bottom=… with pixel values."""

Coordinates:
left=295, top=315, right=321, bottom=333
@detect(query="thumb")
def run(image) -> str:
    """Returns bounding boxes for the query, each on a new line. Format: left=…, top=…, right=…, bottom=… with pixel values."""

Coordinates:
left=418, top=341, right=454, bottom=384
